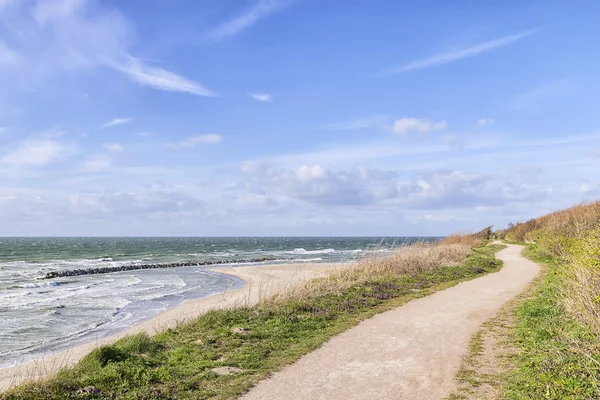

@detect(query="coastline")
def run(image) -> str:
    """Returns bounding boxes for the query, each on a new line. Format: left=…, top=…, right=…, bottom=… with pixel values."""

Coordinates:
left=0, top=261, right=348, bottom=392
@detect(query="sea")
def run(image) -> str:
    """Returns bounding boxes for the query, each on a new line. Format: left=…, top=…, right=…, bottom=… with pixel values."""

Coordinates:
left=0, top=237, right=436, bottom=367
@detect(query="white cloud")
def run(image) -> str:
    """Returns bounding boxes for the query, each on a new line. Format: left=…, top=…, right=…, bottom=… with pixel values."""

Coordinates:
left=381, top=29, right=536, bottom=75
left=82, top=155, right=112, bottom=171
left=248, top=92, right=272, bottom=102
left=1, top=138, right=73, bottom=166
left=101, top=117, right=133, bottom=128
left=476, top=118, right=495, bottom=126
left=103, top=142, right=124, bottom=152
left=0, top=126, right=7, bottom=132
left=240, top=161, right=547, bottom=209
left=296, top=164, right=327, bottom=181
left=170, top=134, right=223, bottom=148
left=0, top=40, right=19, bottom=66
left=70, top=190, right=202, bottom=216
left=0, top=0, right=130, bottom=74
left=320, top=115, right=390, bottom=131
left=416, top=214, right=457, bottom=222
left=208, top=0, right=295, bottom=41
left=111, top=56, right=216, bottom=97
left=392, top=118, right=447, bottom=135
left=0, top=0, right=217, bottom=96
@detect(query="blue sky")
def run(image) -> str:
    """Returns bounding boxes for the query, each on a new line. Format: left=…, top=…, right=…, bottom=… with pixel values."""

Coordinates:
left=1, top=0, right=599, bottom=236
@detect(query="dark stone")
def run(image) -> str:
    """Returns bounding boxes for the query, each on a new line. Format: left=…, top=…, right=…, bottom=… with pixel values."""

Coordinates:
left=41, top=257, right=277, bottom=279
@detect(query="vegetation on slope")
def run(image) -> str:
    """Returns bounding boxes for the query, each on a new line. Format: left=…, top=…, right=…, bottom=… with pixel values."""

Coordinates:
left=499, top=200, right=600, bottom=333
left=495, top=200, right=600, bottom=398
left=4, top=235, right=500, bottom=400
left=503, top=245, right=600, bottom=399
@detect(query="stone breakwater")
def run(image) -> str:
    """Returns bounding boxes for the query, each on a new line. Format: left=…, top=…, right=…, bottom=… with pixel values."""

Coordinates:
left=42, top=258, right=277, bottom=279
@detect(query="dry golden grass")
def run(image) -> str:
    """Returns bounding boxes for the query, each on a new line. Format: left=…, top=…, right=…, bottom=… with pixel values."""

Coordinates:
left=265, top=241, right=475, bottom=304
left=502, top=200, right=600, bottom=335
left=564, top=264, right=600, bottom=335
left=439, top=226, right=492, bottom=247
left=563, top=226, right=600, bottom=335
left=504, top=201, right=600, bottom=250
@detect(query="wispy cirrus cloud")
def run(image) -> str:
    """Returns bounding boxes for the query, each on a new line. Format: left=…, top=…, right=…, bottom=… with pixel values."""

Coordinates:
left=476, top=118, right=495, bottom=126
left=0, top=0, right=218, bottom=97
left=1, top=138, right=74, bottom=167
left=320, top=115, right=390, bottom=131
left=111, top=56, right=217, bottom=97
left=208, top=0, right=295, bottom=41
left=103, top=143, right=124, bottom=152
left=248, top=93, right=272, bottom=102
left=82, top=155, right=112, bottom=171
left=101, top=117, right=133, bottom=128
left=169, top=134, right=223, bottom=149
left=0, top=40, right=19, bottom=66
left=393, top=118, right=447, bottom=134
left=381, top=29, right=536, bottom=75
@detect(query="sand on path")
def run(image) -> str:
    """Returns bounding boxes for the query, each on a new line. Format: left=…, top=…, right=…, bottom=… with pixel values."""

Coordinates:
left=242, top=244, right=540, bottom=400
left=0, top=262, right=346, bottom=392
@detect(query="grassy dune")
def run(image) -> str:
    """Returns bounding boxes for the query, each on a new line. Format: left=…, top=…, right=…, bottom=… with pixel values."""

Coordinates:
left=495, top=201, right=600, bottom=398
left=3, top=233, right=501, bottom=400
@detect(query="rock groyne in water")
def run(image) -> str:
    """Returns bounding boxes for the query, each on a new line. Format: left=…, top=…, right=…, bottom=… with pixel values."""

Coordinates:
left=42, top=258, right=277, bottom=279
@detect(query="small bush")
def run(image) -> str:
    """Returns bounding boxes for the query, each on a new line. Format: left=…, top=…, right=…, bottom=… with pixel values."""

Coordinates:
left=95, top=346, right=130, bottom=367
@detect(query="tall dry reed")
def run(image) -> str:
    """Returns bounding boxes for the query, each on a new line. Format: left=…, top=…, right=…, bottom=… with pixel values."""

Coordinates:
left=264, top=241, right=474, bottom=304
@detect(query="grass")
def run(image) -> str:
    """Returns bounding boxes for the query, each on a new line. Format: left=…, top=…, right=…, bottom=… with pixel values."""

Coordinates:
left=447, top=299, right=519, bottom=400
left=502, top=245, right=600, bottom=399
left=3, top=244, right=504, bottom=400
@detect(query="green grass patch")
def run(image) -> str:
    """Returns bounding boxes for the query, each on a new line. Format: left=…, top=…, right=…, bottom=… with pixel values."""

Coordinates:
left=502, top=245, right=600, bottom=399
left=4, top=245, right=504, bottom=400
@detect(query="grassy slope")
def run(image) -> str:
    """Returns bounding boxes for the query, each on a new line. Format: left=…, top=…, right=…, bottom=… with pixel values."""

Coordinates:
left=4, top=245, right=503, bottom=400
left=503, top=245, right=600, bottom=399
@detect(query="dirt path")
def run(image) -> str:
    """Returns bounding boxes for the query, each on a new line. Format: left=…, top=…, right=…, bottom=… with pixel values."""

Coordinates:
left=0, top=262, right=346, bottom=392
left=242, top=244, right=540, bottom=400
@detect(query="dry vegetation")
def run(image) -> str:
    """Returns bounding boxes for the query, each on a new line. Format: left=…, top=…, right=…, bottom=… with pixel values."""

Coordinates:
left=494, top=200, right=600, bottom=398
left=500, top=200, right=600, bottom=332
left=268, top=229, right=489, bottom=305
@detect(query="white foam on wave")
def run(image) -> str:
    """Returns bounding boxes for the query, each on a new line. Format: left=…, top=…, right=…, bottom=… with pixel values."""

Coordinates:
left=288, top=248, right=335, bottom=255
left=0, top=257, right=241, bottom=367
left=10, top=281, right=60, bottom=289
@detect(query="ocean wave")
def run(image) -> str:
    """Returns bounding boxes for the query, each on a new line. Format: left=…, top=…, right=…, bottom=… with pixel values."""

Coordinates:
left=271, top=257, right=324, bottom=263
left=291, top=257, right=323, bottom=262
left=8, top=281, right=60, bottom=289
left=287, top=248, right=335, bottom=255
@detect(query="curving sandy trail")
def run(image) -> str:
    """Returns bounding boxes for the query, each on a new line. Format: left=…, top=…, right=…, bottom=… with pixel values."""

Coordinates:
left=241, top=244, right=540, bottom=400
left=0, top=262, right=347, bottom=392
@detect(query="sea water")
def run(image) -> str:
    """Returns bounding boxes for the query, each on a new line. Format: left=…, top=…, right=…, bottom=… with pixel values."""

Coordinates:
left=0, top=237, right=435, bottom=367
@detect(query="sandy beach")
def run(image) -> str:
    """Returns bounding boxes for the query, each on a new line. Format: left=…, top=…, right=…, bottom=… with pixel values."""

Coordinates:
left=0, top=262, right=347, bottom=392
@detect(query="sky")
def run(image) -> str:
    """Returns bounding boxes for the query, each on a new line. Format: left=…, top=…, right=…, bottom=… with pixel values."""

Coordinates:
left=1, top=0, right=599, bottom=236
